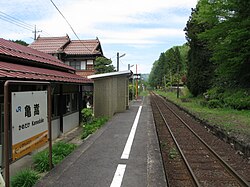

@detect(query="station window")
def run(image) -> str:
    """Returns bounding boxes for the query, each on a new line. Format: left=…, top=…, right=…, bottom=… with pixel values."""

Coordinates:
left=52, top=92, right=78, bottom=117
left=52, top=94, right=60, bottom=118
left=70, top=61, right=81, bottom=70
left=65, top=93, right=78, bottom=113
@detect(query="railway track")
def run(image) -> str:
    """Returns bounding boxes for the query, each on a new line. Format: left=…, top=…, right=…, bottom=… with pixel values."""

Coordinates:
left=150, top=92, right=250, bottom=187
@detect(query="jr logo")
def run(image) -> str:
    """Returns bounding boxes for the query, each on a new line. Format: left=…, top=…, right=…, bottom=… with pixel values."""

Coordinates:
left=16, top=106, right=21, bottom=112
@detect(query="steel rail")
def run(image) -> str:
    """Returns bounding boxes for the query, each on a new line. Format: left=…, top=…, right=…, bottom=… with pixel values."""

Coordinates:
left=151, top=92, right=201, bottom=187
left=156, top=93, right=250, bottom=187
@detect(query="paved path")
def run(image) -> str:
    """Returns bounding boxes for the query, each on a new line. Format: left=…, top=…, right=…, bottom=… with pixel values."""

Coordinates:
left=35, top=96, right=167, bottom=187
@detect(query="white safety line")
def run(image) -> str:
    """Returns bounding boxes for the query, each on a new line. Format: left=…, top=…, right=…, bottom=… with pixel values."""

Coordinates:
left=110, top=164, right=126, bottom=187
left=121, top=105, right=142, bottom=159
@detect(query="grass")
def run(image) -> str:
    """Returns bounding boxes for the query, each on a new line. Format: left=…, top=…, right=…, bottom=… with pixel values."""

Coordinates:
left=156, top=90, right=250, bottom=138
left=11, top=169, right=40, bottom=187
left=169, top=147, right=178, bottom=159
left=11, top=141, right=77, bottom=187
left=33, top=141, right=77, bottom=172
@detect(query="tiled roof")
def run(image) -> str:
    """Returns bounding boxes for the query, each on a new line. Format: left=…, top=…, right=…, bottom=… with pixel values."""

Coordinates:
left=29, top=36, right=102, bottom=56
left=0, top=38, right=74, bottom=71
left=64, top=40, right=101, bottom=55
left=0, top=61, right=92, bottom=83
left=29, top=36, right=70, bottom=54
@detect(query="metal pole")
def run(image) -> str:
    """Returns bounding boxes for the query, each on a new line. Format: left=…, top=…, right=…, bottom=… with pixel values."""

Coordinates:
left=47, top=85, right=53, bottom=170
left=177, top=64, right=180, bottom=98
left=117, top=52, right=119, bottom=72
left=3, top=80, right=52, bottom=187
left=136, top=64, right=138, bottom=100
left=4, top=82, right=10, bottom=187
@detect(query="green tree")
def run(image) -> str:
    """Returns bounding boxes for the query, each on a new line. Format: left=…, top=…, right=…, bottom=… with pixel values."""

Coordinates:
left=149, top=45, right=189, bottom=89
left=11, top=40, right=29, bottom=46
left=184, top=2, right=214, bottom=96
left=148, top=59, right=162, bottom=89
left=197, top=0, right=250, bottom=88
left=94, top=57, right=115, bottom=74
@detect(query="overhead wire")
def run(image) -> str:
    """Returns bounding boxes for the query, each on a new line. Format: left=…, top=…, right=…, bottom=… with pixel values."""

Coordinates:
left=50, top=0, right=93, bottom=53
left=0, top=11, right=33, bottom=32
left=0, top=10, right=51, bottom=37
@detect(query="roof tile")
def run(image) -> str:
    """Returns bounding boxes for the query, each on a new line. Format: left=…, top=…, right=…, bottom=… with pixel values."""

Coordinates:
left=29, top=36, right=70, bottom=54
left=0, top=61, right=92, bottom=83
left=64, top=40, right=100, bottom=55
left=29, top=36, right=102, bottom=56
left=0, top=38, right=74, bottom=71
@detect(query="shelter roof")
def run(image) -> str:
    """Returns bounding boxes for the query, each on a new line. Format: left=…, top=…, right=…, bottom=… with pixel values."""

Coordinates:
left=0, top=61, right=92, bottom=83
left=88, top=70, right=132, bottom=80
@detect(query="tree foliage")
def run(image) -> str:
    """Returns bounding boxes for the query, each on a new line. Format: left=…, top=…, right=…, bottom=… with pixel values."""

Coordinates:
left=150, top=0, right=250, bottom=96
left=183, top=0, right=250, bottom=97
left=94, top=57, right=115, bottom=74
left=193, top=0, right=250, bottom=88
left=184, top=3, right=214, bottom=96
left=10, top=40, right=29, bottom=46
left=148, top=44, right=189, bottom=89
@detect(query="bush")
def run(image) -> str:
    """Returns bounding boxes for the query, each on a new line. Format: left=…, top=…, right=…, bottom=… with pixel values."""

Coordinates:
left=204, top=88, right=250, bottom=110
left=52, top=141, right=77, bottom=165
left=33, top=150, right=50, bottom=172
left=81, top=108, right=93, bottom=124
left=33, top=141, right=77, bottom=172
left=223, top=90, right=250, bottom=110
left=11, top=169, right=40, bottom=187
left=82, top=117, right=108, bottom=139
left=207, top=99, right=223, bottom=108
left=205, top=87, right=225, bottom=100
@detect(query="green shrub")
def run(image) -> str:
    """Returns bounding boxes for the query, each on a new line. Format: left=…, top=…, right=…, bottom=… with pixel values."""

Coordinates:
left=204, top=88, right=250, bottom=110
left=33, top=141, right=77, bottom=172
left=52, top=141, right=77, bottom=165
left=11, top=169, right=40, bottom=187
left=82, top=117, right=108, bottom=139
left=207, top=99, right=223, bottom=108
left=223, top=90, right=250, bottom=110
left=52, top=141, right=77, bottom=157
left=206, top=87, right=225, bottom=100
left=33, top=150, right=50, bottom=172
left=199, top=100, right=208, bottom=107
left=81, top=108, right=93, bottom=123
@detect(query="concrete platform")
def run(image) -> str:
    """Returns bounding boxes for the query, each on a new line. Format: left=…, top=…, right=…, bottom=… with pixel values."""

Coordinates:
left=34, top=96, right=167, bottom=187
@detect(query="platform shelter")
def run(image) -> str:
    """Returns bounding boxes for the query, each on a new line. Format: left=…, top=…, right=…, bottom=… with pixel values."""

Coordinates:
left=88, top=70, right=132, bottom=117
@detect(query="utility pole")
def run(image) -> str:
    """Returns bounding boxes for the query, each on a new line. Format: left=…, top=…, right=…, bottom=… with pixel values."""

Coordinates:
left=117, top=52, right=119, bottom=71
left=177, top=64, right=180, bottom=98
left=136, top=64, right=138, bottom=100
left=116, top=52, right=126, bottom=72
left=33, top=25, right=42, bottom=40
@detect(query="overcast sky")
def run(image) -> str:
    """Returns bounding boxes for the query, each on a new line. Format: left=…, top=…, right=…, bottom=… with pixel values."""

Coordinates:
left=0, top=0, right=197, bottom=73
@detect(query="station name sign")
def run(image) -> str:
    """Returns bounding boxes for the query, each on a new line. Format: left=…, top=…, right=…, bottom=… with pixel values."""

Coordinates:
left=11, top=91, right=48, bottom=160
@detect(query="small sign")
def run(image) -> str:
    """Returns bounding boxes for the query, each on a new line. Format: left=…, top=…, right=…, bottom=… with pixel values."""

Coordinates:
left=11, top=91, right=48, bottom=160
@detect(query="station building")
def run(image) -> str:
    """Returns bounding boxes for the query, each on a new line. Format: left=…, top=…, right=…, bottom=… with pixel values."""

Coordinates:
left=28, top=35, right=103, bottom=78
left=0, top=38, right=92, bottom=142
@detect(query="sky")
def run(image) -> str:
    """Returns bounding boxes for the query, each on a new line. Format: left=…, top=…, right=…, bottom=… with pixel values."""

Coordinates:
left=0, top=0, right=198, bottom=74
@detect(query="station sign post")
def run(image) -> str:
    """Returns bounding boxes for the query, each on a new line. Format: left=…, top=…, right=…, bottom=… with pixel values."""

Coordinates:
left=4, top=81, right=52, bottom=187
left=11, top=91, right=48, bottom=160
